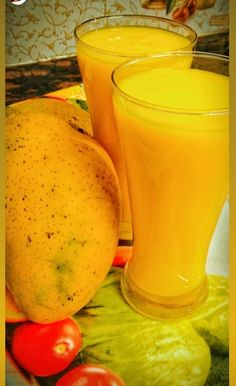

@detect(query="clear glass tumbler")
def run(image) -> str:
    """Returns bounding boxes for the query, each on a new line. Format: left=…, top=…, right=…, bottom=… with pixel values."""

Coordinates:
left=74, top=15, right=197, bottom=245
left=112, top=51, right=229, bottom=319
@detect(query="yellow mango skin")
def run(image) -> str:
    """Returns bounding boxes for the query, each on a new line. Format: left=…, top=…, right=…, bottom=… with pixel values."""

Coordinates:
left=6, top=97, right=92, bottom=135
left=6, top=110, right=121, bottom=323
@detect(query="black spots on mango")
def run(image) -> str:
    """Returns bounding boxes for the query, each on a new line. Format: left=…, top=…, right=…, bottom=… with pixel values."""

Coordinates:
left=55, top=260, right=72, bottom=274
left=6, top=135, right=27, bottom=153
left=46, top=232, right=54, bottom=239
left=6, top=101, right=120, bottom=322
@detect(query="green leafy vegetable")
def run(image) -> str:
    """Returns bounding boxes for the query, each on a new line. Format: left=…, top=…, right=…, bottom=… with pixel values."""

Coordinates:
left=190, top=275, right=229, bottom=354
left=204, top=353, right=229, bottom=386
left=74, top=269, right=229, bottom=386
left=68, top=98, right=89, bottom=112
left=28, top=269, right=228, bottom=386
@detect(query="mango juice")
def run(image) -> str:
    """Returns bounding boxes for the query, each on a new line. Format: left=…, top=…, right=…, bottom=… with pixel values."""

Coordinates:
left=112, top=66, right=229, bottom=303
left=75, top=21, right=196, bottom=241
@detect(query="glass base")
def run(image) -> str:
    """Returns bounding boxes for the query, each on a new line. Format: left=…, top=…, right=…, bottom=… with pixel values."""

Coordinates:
left=121, top=266, right=208, bottom=320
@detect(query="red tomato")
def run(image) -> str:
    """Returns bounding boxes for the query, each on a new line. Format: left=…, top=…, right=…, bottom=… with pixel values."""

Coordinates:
left=11, top=318, right=82, bottom=376
left=55, top=364, right=126, bottom=386
left=112, top=255, right=128, bottom=267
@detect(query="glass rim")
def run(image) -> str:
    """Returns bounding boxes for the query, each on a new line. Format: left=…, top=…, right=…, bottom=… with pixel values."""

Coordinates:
left=74, top=14, right=198, bottom=58
left=112, top=51, right=229, bottom=116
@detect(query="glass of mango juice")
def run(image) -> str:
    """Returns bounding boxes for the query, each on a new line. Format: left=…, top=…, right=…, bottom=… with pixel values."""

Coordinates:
left=112, top=52, right=229, bottom=319
left=74, top=15, right=197, bottom=245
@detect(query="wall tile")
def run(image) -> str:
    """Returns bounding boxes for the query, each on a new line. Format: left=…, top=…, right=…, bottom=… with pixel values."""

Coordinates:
left=6, top=0, right=228, bottom=66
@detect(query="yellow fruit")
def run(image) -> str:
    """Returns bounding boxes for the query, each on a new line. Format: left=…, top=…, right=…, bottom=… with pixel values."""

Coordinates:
left=6, top=288, right=27, bottom=323
left=6, top=103, right=121, bottom=323
left=6, top=96, right=92, bottom=135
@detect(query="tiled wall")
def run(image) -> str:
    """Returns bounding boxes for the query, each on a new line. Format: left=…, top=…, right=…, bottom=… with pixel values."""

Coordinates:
left=6, top=0, right=228, bottom=66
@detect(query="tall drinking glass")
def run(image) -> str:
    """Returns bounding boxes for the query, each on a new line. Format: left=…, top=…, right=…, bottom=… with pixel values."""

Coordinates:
left=74, top=15, right=197, bottom=245
left=112, top=52, right=229, bottom=319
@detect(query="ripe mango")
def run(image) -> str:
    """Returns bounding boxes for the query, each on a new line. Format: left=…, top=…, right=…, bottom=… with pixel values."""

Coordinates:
left=6, top=100, right=121, bottom=323
left=6, top=96, right=92, bottom=135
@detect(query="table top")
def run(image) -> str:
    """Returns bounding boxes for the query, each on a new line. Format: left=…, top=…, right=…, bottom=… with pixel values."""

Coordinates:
left=5, top=32, right=229, bottom=106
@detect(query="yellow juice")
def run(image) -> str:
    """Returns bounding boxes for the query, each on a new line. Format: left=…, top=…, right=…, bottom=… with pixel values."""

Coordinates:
left=113, top=67, right=229, bottom=300
left=76, top=24, right=195, bottom=240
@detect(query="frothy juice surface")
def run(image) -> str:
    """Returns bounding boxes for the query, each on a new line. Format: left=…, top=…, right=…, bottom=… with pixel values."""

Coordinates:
left=79, top=26, right=190, bottom=56
left=76, top=26, right=192, bottom=235
left=113, top=67, right=229, bottom=298
left=120, top=68, right=228, bottom=110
